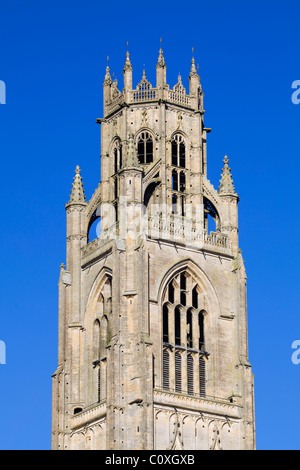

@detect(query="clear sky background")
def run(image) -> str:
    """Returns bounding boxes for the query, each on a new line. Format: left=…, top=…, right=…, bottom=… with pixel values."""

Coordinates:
left=0, top=0, right=300, bottom=450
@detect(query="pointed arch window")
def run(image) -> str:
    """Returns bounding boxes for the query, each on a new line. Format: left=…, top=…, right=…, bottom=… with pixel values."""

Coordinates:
left=137, top=131, right=153, bottom=164
left=113, top=140, right=122, bottom=173
left=204, top=197, right=220, bottom=233
left=171, top=134, right=186, bottom=168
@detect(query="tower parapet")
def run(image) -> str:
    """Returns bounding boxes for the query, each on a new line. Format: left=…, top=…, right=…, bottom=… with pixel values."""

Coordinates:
left=103, top=49, right=203, bottom=118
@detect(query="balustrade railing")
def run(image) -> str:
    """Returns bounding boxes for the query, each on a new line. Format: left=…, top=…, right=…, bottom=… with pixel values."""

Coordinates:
left=105, top=84, right=195, bottom=112
left=82, top=214, right=231, bottom=259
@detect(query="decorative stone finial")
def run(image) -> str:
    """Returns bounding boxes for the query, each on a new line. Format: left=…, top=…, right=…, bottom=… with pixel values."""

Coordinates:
left=157, top=47, right=166, bottom=68
left=190, top=57, right=197, bottom=75
left=67, top=165, right=86, bottom=204
left=123, top=48, right=132, bottom=72
left=104, top=57, right=112, bottom=85
left=218, top=156, right=237, bottom=195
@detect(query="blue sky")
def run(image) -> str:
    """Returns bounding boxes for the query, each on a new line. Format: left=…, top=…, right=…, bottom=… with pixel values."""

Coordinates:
left=1, top=0, right=300, bottom=450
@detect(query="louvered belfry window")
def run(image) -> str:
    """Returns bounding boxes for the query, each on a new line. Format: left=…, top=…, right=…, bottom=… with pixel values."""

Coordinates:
left=199, top=357, right=206, bottom=397
left=163, top=349, right=170, bottom=390
left=162, top=271, right=207, bottom=397
left=187, top=354, right=194, bottom=395
left=175, top=352, right=182, bottom=392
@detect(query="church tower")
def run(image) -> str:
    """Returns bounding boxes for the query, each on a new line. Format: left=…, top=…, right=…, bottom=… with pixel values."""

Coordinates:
left=51, top=48, right=255, bottom=450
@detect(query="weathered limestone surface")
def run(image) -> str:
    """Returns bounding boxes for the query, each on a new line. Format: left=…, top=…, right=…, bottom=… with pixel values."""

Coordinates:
left=51, top=49, right=255, bottom=450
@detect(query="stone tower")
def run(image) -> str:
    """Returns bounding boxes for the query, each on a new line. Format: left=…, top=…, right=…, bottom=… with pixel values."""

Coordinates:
left=51, top=48, right=255, bottom=450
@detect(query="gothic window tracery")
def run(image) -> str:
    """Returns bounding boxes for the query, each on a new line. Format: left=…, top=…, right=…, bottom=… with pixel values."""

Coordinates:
left=162, top=271, right=207, bottom=397
left=137, top=131, right=153, bottom=164
left=171, top=134, right=186, bottom=168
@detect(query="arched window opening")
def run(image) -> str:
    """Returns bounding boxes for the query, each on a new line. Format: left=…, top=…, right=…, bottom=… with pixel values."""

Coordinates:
left=163, top=304, right=169, bottom=343
left=187, top=355, right=194, bottom=395
left=87, top=209, right=101, bottom=243
left=137, top=131, right=153, bottom=164
left=199, top=357, right=206, bottom=397
left=172, top=169, right=178, bottom=191
left=171, top=134, right=186, bottom=168
left=74, top=407, right=83, bottom=415
left=163, top=349, right=170, bottom=390
left=144, top=181, right=160, bottom=210
left=199, top=311, right=205, bottom=351
left=113, top=141, right=122, bottom=173
left=175, top=352, right=182, bottom=392
left=187, top=309, right=193, bottom=348
left=204, top=197, right=220, bottom=234
left=175, top=307, right=181, bottom=345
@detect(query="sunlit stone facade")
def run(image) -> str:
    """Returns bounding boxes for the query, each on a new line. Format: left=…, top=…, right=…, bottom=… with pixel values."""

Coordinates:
left=51, top=49, right=255, bottom=450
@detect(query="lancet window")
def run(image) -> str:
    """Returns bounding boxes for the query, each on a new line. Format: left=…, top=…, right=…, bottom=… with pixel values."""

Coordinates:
left=137, top=131, right=153, bottom=164
left=171, top=135, right=187, bottom=217
left=171, top=134, right=186, bottom=168
left=113, top=139, right=122, bottom=173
